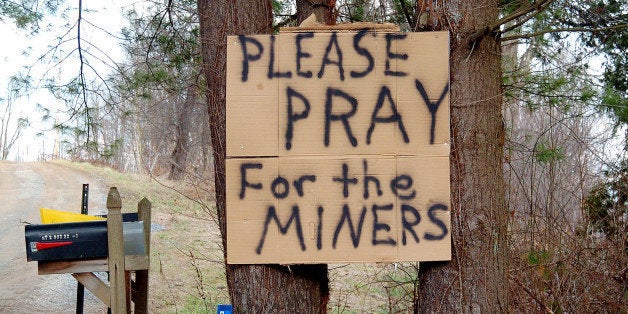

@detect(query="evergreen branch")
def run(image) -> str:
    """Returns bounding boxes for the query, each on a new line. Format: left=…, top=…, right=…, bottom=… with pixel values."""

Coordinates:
left=502, top=24, right=628, bottom=41
left=500, top=6, right=547, bottom=35
left=470, top=0, right=555, bottom=44
left=494, top=0, right=555, bottom=31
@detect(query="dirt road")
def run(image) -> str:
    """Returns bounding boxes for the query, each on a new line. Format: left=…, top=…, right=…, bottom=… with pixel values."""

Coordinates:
left=0, top=161, right=110, bottom=313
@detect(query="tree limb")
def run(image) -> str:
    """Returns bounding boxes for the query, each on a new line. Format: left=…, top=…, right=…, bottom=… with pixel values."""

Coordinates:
left=470, top=0, right=555, bottom=45
left=497, top=0, right=555, bottom=28
left=77, top=0, right=90, bottom=143
left=502, top=24, right=628, bottom=41
left=509, top=274, right=553, bottom=314
left=398, top=0, right=414, bottom=31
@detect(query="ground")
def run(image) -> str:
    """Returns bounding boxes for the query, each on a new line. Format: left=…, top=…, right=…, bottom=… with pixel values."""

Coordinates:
left=0, top=161, right=109, bottom=312
left=0, top=160, right=230, bottom=313
left=0, top=160, right=417, bottom=312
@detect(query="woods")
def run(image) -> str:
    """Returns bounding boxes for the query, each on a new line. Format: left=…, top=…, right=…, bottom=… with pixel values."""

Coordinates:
left=2, top=0, right=627, bottom=312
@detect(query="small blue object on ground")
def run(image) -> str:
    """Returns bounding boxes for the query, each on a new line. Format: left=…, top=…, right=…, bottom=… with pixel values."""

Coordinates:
left=217, top=304, right=233, bottom=314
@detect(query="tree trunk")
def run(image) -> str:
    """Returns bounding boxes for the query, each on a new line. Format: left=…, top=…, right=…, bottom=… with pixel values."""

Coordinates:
left=197, top=0, right=329, bottom=311
left=296, top=0, right=335, bottom=25
left=416, top=1, right=509, bottom=312
left=169, top=84, right=196, bottom=181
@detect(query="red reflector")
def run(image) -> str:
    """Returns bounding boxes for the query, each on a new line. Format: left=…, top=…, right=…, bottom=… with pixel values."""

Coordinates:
left=35, top=241, right=73, bottom=250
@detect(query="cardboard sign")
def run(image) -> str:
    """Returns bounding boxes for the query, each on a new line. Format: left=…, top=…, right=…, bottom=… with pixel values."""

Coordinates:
left=226, top=31, right=451, bottom=264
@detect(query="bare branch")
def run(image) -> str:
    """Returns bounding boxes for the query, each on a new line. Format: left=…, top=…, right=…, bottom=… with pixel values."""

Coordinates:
left=397, top=0, right=414, bottom=31
left=509, top=274, right=553, bottom=313
left=77, top=0, right=90, bottom=143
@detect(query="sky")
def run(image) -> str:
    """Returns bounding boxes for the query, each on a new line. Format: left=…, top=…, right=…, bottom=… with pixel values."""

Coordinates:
left=2, top=2, right=623, bottom=164
left=1, top=0, right=137, bottom=161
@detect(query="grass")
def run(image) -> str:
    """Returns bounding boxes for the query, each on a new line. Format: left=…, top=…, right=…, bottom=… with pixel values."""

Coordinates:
left=52, top=160, right=423, bottom=312
left=39, top=159, right=628, bottom=312
left=52, top=160, right=229, bottom=312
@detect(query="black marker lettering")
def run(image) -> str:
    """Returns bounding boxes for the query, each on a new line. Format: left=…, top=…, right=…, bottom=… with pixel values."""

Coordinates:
left=424, top=204, right=449, bottom=241
left=256, top=205, right=306, bottom=254
left=415, top=79, right=450, bottom=144
left=333, top=163, right=358, bottom=198
left=350, top=30, right=374, bottom=78
left=401, top=204, right=420, bottom=245
left=239, top=163, right=263, bottom=199
left=384, top=33, right=408, bottom=77
left=371, top=204, right=396, bottom=246
left=366, top=85, right=409, bottom=144
left=325, top=88, right=358, bottom=147
left=296, top=32, right=314, bottom=78
left=333, top=205, right=367, bottom=248
left=238, top=35, right=263, bottom=82
left=285, top=87, right=311, bottom=150
left=390, top=175, right=416, bottom=200
left=294, top=175, right=316, bottom=197
left=318, top=32, right=345, bottom=81
left=268, top=35, right=292, bottom=79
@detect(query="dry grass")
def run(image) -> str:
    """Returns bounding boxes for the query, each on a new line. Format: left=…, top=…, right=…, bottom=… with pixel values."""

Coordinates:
left=54, top=160, right=229, bottom=312
left=55, top=160, right=423, bottom=312
left=54, top=160, right=627, bottom=312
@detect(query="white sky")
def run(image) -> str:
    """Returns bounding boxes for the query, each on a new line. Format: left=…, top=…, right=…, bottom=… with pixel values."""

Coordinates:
left=1, top=0, right=138, bottom=161
left=2, top=2, right=622, bottom=164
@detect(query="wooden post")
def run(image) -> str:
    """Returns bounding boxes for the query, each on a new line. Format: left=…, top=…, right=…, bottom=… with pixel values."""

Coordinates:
left=106, top=187, right=126, bottom=313
left=133, top=198, right=151, bottom=313
left=72, top=273, right=110, bottom=306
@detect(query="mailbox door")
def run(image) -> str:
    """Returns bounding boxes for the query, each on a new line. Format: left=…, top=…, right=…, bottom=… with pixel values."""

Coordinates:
left=25, top=221, right=108, bottom=261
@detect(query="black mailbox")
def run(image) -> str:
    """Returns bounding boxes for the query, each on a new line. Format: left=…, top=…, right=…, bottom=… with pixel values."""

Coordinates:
left=25, top=221, right=109, bottom=262
left=25, top=215, right=145, bottom=262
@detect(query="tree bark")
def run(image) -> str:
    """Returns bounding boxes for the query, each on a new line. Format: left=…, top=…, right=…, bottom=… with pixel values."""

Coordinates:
left=168, top=84, right=196, bottom=180
left=197, top=0, right=329, bottom=311
left=416, top=1, right=509, bottom=312
left=296, top=0, right=335, bottom=25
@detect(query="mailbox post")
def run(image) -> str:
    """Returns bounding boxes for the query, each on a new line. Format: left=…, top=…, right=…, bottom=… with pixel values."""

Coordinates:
left=107, top=187, right=126, bottom=313
left=77, top=183, right=89, bottom=314
left=134, top=198, right=151, bottom=313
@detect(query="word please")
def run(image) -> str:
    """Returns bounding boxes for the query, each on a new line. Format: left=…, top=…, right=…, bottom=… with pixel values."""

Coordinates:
left=237, top=31, right=409, bottom=82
